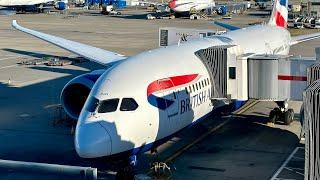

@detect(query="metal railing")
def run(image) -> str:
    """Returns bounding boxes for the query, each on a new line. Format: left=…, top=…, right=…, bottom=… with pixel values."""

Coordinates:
left=0, top=159, right=97, bottom=180
left=304, top=63, right=320, bottom=180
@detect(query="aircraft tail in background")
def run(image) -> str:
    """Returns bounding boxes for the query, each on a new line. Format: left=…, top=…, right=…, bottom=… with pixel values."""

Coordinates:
left=268, top=0, right=288, bottom=28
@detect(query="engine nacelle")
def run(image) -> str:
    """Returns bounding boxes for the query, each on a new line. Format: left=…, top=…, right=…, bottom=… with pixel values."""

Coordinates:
left=61, top=69, right=105, bottom=120
left=55, top=1, right=66, bottom=10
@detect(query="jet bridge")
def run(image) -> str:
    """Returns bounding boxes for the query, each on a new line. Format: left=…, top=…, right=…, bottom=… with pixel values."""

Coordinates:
left=196, top=46, right=319, bottom=102
left=196, top=45, right=320, bottom=125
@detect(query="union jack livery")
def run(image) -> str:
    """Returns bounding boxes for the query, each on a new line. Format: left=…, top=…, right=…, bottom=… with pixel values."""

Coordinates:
left=147, top=74, right=199, bottom=110
left=269, top=0, right=288, bottom=28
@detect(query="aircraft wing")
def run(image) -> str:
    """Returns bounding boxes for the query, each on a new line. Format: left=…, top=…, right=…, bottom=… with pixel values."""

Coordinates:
left=12, top=20, right=127, bottom=66
left=213, top=21, right=241, bottom=31
left=290, top=32, right=320, bottom=45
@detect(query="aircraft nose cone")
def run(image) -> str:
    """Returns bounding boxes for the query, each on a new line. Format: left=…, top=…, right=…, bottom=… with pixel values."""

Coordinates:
left=75, top=122, right=112, bottom=158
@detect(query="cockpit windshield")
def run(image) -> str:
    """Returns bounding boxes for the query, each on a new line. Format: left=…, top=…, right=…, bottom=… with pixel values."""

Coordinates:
left=97, top=99, right=119, bottom=113
left=85, top=97, right=137, bottom=113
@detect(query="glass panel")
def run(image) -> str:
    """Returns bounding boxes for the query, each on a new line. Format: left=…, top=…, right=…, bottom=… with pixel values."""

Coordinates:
left=120, top=98, right=138, bottom=111
left=98, top=99, right=119, bottom=113
left=229, top=67, right=236, bottom=79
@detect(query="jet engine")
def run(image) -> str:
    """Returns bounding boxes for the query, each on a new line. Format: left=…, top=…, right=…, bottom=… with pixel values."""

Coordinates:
left=61, top=70, right=105, bottom=120
left=55, top=1, right=67, bottom=10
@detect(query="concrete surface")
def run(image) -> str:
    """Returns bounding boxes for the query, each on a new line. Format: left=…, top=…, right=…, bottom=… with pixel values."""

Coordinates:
left=167, top=101, right=303, bottom=180
left=270, top=147, right=304, bottom=180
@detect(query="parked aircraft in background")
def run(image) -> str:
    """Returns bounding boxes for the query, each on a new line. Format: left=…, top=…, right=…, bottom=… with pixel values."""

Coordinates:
left=168, top=0, right=215, bottom=13
left=11, top=0, right=320, bottom=163
left=0, top=0, right=67, bottom=12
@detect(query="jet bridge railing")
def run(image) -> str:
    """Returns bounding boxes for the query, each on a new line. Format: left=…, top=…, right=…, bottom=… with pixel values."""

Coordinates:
left=304, top=64, right=320, bottom=180
left=307, top=63, right=320, bottom=86
left=0, top=159, right=97, bottom=180
left=304, top=79, right=320, bottom=180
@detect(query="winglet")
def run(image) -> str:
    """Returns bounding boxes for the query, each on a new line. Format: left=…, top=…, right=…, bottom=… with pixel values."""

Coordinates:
left=12, top=20, right=20, bottom=30
left=12, top=20, right=17, bottom=27
left=213, top=21, right=240, bottom=31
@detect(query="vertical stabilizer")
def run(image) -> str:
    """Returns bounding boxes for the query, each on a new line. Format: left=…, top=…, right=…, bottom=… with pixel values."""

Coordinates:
left=268, top=0, right=288, bottom=28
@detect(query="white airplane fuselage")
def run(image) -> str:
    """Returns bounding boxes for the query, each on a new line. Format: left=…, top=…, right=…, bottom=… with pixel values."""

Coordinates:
left=168, top=0, right=215, bottom=13
left=75, top=24, right=291, bottom=158
left=0, top=0, right=52, bottom=6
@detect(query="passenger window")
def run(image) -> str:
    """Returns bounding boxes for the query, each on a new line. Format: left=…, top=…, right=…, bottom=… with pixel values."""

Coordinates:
left=196, top=83, right=198, bottom=90
left=189, top=86, right=192, bottom=93
left=202, top=81, right=204, bottom=87
left=120, top=98, right=139, bottom=111
left=98, top=99, right=119, bottom=113
left=192, top=84, right=195, bottom=92
left=185, top=87, right=188, bottom=94
left=204, top=80, right=207, bottom=86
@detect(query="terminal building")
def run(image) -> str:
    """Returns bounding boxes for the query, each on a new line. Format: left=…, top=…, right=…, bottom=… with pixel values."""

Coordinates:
left=301, top=0, right=320, bottom=17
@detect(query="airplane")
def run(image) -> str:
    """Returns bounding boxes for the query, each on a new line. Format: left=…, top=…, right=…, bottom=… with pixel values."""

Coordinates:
left=168, top=0, right=215, bottom=14
left=11, top=0, right=320, bottom=165
left=0, top=0, right=67, bottom=12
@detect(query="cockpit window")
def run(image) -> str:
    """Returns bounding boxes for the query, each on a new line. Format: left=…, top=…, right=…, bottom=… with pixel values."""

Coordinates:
left=97, top=99, right=119, bottom=113
left=120, top=98, right=138, bottom=111
left=86, top=97, right=99, bottom=112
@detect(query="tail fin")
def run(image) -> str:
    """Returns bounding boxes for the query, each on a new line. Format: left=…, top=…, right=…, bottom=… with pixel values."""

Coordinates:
left=268, top=0, right=288, bottom=28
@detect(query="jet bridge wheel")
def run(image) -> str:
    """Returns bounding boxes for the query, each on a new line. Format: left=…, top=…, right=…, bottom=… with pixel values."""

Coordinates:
left=284, top=109, right=294, bottom=125
left=269, top=107, right=280, bottom=124
left=269, top=108, right=294, bottom=125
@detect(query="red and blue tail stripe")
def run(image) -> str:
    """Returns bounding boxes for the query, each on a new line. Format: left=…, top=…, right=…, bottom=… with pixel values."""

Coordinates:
left=269, top=0, right=288, bottom=28
left=279, top=0, right=286, bottom=6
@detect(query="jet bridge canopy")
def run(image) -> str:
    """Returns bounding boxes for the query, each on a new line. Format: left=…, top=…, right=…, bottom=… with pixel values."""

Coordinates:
left=195, top=45, right=233, bottom=99
left=195, top=45, right=244, bottom=101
